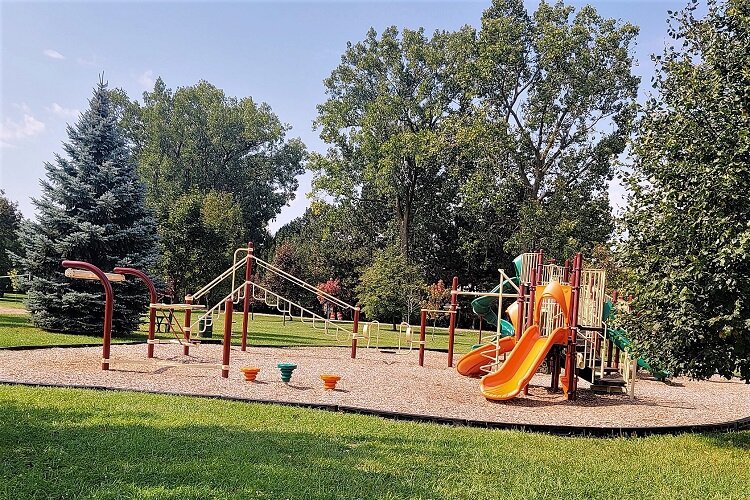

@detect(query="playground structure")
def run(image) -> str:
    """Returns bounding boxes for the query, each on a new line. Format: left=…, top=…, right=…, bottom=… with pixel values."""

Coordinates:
left=456, top=250, right=648, bottom=401
left=61, top=242, right=367, bottom=377
left=189, top=243, right=359, bottom=351
left=61, top=244, right=652, bottom=404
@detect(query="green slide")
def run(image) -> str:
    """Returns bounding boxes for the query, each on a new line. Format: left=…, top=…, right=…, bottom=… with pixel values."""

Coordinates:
left=603, top=301, right=668, bottom=379
left=470, top=255, right=523, bottom=337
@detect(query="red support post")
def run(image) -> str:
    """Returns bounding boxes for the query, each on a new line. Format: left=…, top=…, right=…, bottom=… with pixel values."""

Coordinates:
left=526, top=269, right=537, bottom=330
left=535, top=250, right=544, bottom=284
left=447, top=276, right=459, bottom=367
left=565, top=253, right=583, bottom=401
left=241, top=242, right=254, bottom=352
left=222, top=298, right=232, bottom=378
left=351, top=307, right=360, bottom=359
left=418, top=309, right=427, bottom=367
left=515, top=283, right=525, bottom=342
left=607, top=290, right=618, bottom=367
left=183, top=295, right=193, bottom=356
left=113, top=267, right=157, bottom=359
left=62, top=261, right=114, bottom=370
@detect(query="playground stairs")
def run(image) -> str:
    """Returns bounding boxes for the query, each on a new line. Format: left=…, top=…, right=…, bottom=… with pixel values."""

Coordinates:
left=577, top=364, right=627, bottom=394
left=590, top=376, right=627, bottom=394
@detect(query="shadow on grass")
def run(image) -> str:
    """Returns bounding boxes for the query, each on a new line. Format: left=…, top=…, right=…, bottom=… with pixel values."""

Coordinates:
left=0, top=399, right=447, bottom=498
left=699, top=431, right=750, bottom=450
left=0, top=315, right=33, bottom=329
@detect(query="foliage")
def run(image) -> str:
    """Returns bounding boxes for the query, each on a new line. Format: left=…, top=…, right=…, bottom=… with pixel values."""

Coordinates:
left=459, top=0, right=638, bottom=264
left=159, top=190, right=243, bottom=301
left=0, top=191, right=22, bottom=296
left=116, top=79, right=306, bottom=289
left=273, top=202, right=379, bottom=305
left=357, top=246, right=425, bottom=324
left=12, top=81, right=158, bottom=336
left=310, top=0, right=639, bottom=294
left=316, top=278, right=341, bottom=318
left=621, top=0, right=750, bottom=381
left=262, top=240, right=304, bottom=306
left=423, top=279, right=450, bottom=321
left=311, top=25, right=471, bottom=263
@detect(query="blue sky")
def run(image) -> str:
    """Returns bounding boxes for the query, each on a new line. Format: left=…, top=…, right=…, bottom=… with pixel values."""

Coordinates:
left=1, top=0, right=687, bottom=232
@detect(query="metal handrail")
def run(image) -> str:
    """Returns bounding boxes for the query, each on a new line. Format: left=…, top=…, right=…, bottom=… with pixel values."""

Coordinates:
left=249, top=281, right=351, bottom=342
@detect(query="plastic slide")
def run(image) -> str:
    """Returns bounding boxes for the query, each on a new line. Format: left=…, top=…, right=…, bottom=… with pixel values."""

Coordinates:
left=470, top=255, right=523, bottom=327
left=456, top=336, right=516, bottom=377
left=470, top=279, right=519, bottom=327
left=480, top=325, right=568, bottom=400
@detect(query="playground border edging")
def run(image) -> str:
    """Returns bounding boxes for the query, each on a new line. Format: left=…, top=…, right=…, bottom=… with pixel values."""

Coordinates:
left=1, top=379, right=748, bottom=438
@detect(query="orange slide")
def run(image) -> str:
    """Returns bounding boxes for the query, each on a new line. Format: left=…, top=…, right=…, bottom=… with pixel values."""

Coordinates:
left=479, top=280, right=571, bottom=401
left=456, top=336, right=516, bottom=377
left=479, top=325, right=567, bottom=400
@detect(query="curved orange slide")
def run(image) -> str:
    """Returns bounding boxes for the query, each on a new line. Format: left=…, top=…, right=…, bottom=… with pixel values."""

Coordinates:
left=479, top=325, right=567, bottom=400
left=456, top=336, right=516, bottom=377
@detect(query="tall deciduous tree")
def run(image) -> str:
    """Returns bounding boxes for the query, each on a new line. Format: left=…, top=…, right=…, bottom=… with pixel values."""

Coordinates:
left=622, top=0, right=750, bottom=381
left=0, top=191, right=23, bottom=296
left=117, top=79, right=306, bottom=291
left=14, top=81, right=158, bottom=336
left=311, top=26, right=473, bottom=263
left=462, top=0, right=639, bottom=263
left=158, top=190, right=243, bottom=300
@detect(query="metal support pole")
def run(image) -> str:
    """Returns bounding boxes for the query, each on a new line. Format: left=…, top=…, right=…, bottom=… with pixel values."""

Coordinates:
left=447, top=276, right=459, bottom=367
left=113, top=267, right=157, bottom=359
left=183, top=295, right=193, bottom=356
left=222, top=298, right=232, bottom=378
left=351, top=307, right=360, bottom=359
left=62, top=261, right=114, bottom=370
left=419, top=309, right=427, bottom=367
left=241, top=242, right=254, bottom=352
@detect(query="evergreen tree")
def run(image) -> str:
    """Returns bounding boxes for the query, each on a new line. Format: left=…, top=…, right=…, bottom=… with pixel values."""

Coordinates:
left=14, top=80, right=158, bottom=336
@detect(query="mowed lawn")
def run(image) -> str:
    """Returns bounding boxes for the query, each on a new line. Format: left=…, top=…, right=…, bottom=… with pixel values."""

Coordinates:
left=0, top=384, right=748, bottom=499
left=0, top=293, right=484, bottom=354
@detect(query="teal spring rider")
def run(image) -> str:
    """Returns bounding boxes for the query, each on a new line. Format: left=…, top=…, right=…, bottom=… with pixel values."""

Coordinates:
left=277, top=363, right=297, bottom=383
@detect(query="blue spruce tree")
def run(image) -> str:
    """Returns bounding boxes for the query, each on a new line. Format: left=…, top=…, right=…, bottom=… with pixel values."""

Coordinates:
left=15, top=80, right=158, bottom=335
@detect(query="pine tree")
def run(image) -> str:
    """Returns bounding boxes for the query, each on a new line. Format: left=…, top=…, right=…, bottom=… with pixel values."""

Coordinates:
left=14, top=79, right=158, bottom=336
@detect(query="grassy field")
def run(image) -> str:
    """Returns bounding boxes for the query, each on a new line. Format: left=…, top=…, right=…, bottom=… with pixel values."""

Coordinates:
left=0, top=293, right=484, bottom=353
left=0, top=384, right=748, bottom=499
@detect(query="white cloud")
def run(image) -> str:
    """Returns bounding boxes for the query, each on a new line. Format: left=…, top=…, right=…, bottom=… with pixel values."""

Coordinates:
left=0, top=114, right=46, bottom=142
left=137, top=70, right=155, bottom=89
left=47, top=102, right=80, bottom=119
left=43, top=49, right=65, bottom=60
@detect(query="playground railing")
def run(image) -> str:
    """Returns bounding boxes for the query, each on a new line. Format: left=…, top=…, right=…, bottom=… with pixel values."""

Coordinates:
left=192, top=282, right=246, bottom=336
left=249, top=281, right=351, bottom=342
left=250, top=254, right=356, bottom=313
left=194, top=253, right=247, bottom=302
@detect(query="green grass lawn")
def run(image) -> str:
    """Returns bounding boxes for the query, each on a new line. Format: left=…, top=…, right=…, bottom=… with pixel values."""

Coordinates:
left=0, top=293, right=26, bottom=310
left=0, top=384, right=748, bottom=499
